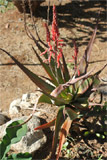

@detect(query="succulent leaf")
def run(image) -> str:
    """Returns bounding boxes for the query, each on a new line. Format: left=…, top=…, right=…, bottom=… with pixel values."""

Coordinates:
left=76, top=77, right=93, bottom=95
left=0, top=49, right=55, bottom=94
left=51, top=106, right=65, bottom=158
left=41, top=90, right=71, bottom=106
left=66, top=107, right=78, bottom=120
left=37, top=94, right=52, bottom=104
left=62, top=53, right=70, bottom=82
left=51, top=68, right=94, bottom=98
left=34, top=118, right=56, bottom=130
left=32, top=47, right=59, bottom=86
left=57, top=66, right=65, bottom=84
left=56, top=117, right=72, bottom=160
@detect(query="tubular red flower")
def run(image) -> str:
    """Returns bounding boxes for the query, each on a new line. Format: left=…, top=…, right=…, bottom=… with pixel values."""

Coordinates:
left=78, top=69, right=80, bottom=76
left=41, top=5, right=64, bottom=68
left=51, top=5, right=59, bottom=41
left=44, top=23, right=50, bottom=43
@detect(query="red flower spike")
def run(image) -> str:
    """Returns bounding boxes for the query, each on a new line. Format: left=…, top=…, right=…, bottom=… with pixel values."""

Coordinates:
left=51, top=5, right=59, bottom=41
left=40, top=5, right=64, bottom=68
left=44, top=23, right=50, bottom=43
left=57, top=52, right=62, bottom=68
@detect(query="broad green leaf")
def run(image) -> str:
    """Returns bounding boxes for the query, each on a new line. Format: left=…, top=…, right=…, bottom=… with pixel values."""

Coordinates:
left=51, top=106, right=65, bottom=158
left=0, top=49, right=55, bottom=94
left=0, top=120, right=27, bottom=160
left=34, top=118, right=56, bottom=130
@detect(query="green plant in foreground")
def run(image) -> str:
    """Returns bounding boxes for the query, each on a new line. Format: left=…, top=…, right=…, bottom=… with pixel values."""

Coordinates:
left=0, top=120, right=32, bottom=160
left=0, top=5, right=106, bottom=159
left=0, top=0, right=13, bottom=13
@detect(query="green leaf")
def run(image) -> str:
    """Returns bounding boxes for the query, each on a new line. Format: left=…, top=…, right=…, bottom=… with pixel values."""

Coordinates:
left=8, top=152, right=32, bottom=160
left=51, top=69, right=93, bottom=98
left=37, top=94, right=52, bottom=104
left=57, top=66, right=65, bottom=84
left=62, top=53, right=70, bottom=82
left=76, top=77, right=93, bottom=95
left=60, top=91, right=73, bottom=102
left=50, top=57, right=65, bottom=84
left=66, top=107, right=78, bottom=120
left=41, top=90, right=71, bottom=106
left=32, top=47, right=59, bottom=86
left=51, top=106, right=65, bottom=158
left=0, top=49, right=55, bottom=94
left=0, top=120, right=27, bottom=160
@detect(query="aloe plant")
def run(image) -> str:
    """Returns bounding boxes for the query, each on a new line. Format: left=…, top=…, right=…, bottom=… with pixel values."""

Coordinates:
left=0, top=5, right=106, bottom=159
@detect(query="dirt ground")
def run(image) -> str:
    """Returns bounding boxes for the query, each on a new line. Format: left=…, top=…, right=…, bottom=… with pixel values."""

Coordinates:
left=0, top=0, right=107, bottom=159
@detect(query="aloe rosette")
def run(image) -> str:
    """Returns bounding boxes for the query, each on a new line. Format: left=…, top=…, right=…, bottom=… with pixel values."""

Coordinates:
left=0, top=5, right=106, bottom=160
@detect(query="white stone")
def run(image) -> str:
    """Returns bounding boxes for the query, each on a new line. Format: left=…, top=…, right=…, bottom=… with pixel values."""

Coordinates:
left=0, top=116, right=47, bottom=154
left=9, top=92, right=42, bottom=117
left=9, top=99, right=21, bottom=116
left=20, top=101, right=32, bottom=109
left=22, top=93, right=30, bottom=102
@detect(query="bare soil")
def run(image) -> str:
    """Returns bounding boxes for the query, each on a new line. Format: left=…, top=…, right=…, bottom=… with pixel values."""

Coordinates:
left=0, top=0, right=107, bottom=159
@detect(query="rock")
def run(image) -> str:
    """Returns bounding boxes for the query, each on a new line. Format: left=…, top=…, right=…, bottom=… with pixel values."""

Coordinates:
left=21, top=92, right=42, bottom=105
left=0, top=115, right=47, bottom=154
left=13, top=0, right=45, bottom=14
left=0, top=113, right=10, bottom=125
left=9, top=92, right=42, bottom=118
left=9, top=99, right=21, bottom=116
